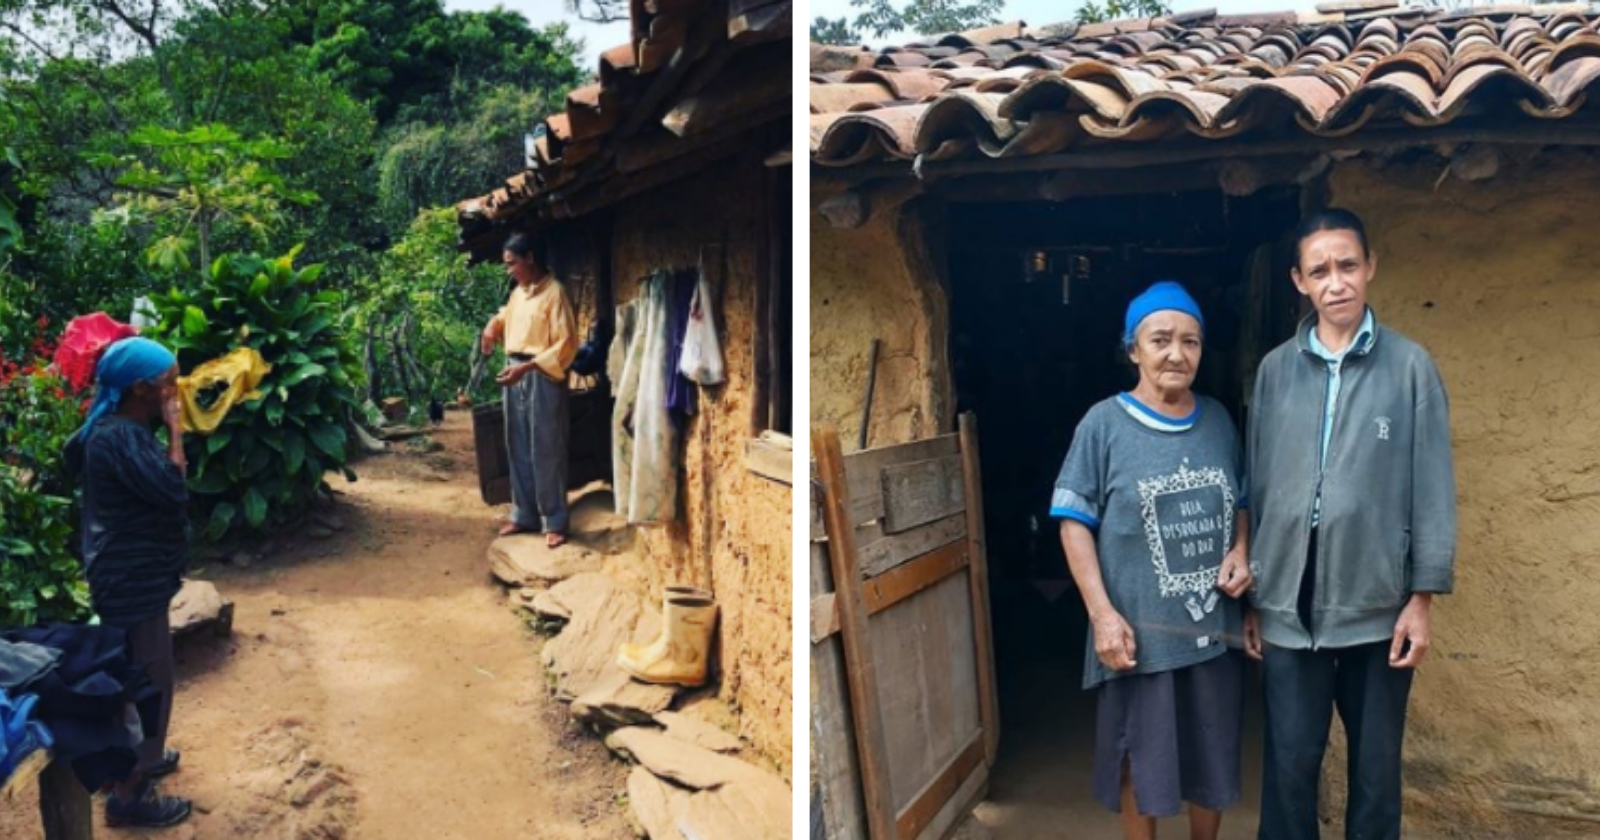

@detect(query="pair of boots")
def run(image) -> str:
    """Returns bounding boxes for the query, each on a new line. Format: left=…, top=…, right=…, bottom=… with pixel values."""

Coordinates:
left=618, top=586, right=718, bottom=687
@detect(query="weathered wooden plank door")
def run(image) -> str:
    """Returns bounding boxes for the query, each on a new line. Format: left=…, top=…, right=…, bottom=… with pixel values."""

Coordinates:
left=811, top=413, right=1000, bottom=840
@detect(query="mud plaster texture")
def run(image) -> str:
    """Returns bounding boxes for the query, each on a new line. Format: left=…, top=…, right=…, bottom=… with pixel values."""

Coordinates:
left=1311, top=151, right=1600, bottom=838
left=608, top=155, right=792, bottom=775
left=810, top=198, right=953, bottom=451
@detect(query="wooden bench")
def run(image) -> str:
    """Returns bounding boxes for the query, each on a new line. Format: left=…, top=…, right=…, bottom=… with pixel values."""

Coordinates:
left=2, top=750, right=93, bottom=840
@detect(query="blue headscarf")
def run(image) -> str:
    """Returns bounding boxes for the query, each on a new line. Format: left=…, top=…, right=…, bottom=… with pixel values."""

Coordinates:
left=77, top=337, right=177, bottom=434
left=1123, top=281, right=1205, bottom=348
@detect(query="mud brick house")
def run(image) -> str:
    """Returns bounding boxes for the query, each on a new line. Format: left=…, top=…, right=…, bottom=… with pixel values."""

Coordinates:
left=456, top=0, right=793, bottom=773
left=810, top=5, right=1600, bottom=837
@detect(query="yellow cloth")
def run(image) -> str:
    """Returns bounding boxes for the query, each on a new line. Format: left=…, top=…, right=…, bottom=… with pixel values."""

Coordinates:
left=492, top=278, right=578, bottom=380
left=177, top=347, right=272, bottom=434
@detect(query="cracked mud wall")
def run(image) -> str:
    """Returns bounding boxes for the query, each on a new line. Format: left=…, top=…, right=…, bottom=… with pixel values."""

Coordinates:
left=1326, top=150, right=1600, bottom=838
left=609, top=155, right=792, bottom=774
left=810, top=198, right=954, bottom=451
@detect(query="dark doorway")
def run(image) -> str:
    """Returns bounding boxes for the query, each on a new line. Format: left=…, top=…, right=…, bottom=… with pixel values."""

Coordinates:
left=947, top=186, right=1302, bottom=837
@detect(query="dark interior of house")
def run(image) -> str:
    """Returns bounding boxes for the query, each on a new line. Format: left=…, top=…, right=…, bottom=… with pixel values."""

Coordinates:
left=946, top=186, right=1303, bottom=824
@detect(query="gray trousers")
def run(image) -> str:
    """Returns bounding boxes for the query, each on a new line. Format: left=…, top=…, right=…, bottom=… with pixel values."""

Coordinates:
left=504, top=368, right=570, bottom=532
left=119, top=612, right=174, bottom=773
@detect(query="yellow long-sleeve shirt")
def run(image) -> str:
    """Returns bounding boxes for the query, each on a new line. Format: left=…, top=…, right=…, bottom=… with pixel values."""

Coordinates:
left=492, top=278, right=578, bottom=381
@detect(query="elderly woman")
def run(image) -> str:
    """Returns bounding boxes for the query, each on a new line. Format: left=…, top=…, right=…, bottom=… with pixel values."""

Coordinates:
left=63, top=336, right=192, bottom=828
left=1049, top=281, right=1261, bottom=840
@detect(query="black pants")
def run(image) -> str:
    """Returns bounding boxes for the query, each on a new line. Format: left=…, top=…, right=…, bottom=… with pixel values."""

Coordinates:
left=113, top=612, right=174, bottom=774
left=1259, top=640, right=1413, bottom=840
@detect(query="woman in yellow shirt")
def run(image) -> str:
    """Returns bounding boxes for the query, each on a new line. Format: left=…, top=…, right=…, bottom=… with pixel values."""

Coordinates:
left=480, top=232, right=578, bottom=547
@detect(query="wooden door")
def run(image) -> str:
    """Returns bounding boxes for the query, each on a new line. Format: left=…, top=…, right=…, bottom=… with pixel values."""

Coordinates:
left=811, top=413, right=1000, bottom=840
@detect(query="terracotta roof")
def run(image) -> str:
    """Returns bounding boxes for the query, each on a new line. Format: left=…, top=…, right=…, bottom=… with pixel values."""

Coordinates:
left=457, top=0, right=790, bottom=243
left=809, top=3, right=1600, bottom=168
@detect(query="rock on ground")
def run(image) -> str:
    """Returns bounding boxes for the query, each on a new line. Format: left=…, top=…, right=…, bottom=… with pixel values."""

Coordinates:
left=612, top=728, right=790, bottom=840
left=571, top=670, right=675, bottom=728
left=540, top=573, right=662, bottom=701
left=654, top=711, right=742, bottom=754
left=169, top=580, right=233, bottom=637
left=488, top=536, right=602, bottom=587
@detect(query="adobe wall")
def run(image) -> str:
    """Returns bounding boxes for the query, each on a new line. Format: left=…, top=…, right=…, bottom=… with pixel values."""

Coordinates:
left=609, top=153, right=792, bottom=775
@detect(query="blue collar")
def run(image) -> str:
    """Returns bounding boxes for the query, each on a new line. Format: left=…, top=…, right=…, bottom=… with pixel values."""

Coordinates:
left=1117, top=392, right=1200, bottom=433
left=1306, top=307, right=1376, bottom=362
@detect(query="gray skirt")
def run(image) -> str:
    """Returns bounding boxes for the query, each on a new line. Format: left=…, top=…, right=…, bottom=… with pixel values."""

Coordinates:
left=1093, top=650, right=1244, bottom=817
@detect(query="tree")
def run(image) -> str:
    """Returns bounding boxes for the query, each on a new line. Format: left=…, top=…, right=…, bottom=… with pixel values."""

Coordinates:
left=845, top=0, right=1005, bottom=39
left=1076, top=0, right=1170, bottom=24
left=565, top=0, right=626, bottom=23
left=810, top=16, right=860, bottom=45
left=88, top=123, right=318, bottom=279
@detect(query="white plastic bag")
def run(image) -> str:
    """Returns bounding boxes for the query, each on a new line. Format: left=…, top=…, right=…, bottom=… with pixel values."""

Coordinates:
left=678, top=270, right=725, bottom=385
left=130, top=296, right=158, bottom=329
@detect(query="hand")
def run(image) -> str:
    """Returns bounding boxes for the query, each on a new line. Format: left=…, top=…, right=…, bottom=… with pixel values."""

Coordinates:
left=166, top=437, right=187, bottom=476
left=1090, top=609, right=1138, bottom=672
left=480, top=329, right=497, bottom=356
left=1389, top=593, right=1432, bottom=668
left=1243, top=610, right=1264, bottom=661
left=162, top=393, right=183, bottom=430
left=1217, top=544, right=1253, bottom=598
left=495, top=363, right=530, bottom=387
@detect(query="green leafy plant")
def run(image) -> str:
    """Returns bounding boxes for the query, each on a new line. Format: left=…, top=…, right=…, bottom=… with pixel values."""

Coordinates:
left=0, top=323, right=91, bottom=628
left=144, top=246, right=361, bottom=541
left=87, top=124, right=320, bottom=280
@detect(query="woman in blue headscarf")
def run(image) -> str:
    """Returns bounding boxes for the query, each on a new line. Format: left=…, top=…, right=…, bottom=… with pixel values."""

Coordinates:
left=63, top=336, right=193, bottom=828
left=1049, top=282, right=1260, bottom=840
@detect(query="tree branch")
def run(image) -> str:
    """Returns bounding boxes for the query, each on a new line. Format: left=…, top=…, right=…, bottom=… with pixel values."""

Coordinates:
left=0, top=22, right=132, bottom=133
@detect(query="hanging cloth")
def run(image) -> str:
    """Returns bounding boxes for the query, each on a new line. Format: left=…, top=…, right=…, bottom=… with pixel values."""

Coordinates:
left=176, top=347, right=272, bottom=434
left=612, top=271, right=679, bottom=525
left=665, top=268, right=698, bottom=418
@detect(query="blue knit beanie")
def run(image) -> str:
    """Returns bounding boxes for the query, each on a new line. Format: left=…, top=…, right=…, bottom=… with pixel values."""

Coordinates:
left=1123, top=281, right=1204, bottom=348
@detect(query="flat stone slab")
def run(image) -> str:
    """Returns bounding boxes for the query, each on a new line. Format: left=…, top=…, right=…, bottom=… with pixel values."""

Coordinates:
left=170, top=580, right=233, bottom=637
left=529, top=590, right=569, bottom=620
left=627, top=765, right=692, bottom=840
left=572, top=669, right=675, bottom=728
left=488, top=535, right=602, bottom=587
left=613, top=729, right=790, bottom=840
left=604, top=727, right=775, bottom=792
left=654, top=712, right=742, bottom=754
left=680, top=776, right=791, bottom=840
left=541, top=573, right=660, bottom=701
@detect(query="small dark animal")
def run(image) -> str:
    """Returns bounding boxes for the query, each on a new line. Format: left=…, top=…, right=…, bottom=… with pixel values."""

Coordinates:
left=428, top=397, right=445, bottom=426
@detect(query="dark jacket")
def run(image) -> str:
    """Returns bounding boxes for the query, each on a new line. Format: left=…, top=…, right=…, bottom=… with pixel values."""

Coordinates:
left=65, top=417, right=189, bottom=627
left=1248, top=312, right=1456, bottom=649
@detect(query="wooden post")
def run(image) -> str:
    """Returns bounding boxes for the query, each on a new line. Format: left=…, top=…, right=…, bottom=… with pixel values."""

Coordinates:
left=812, top=424, right=897, bottom=840
left=959, top=413, right=1001, bottom=764
left=39, top=759, right=93, bottom=840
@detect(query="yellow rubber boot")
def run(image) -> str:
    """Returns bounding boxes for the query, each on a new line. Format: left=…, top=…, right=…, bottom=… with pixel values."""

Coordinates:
left=617, top=593, right=718, bottom=687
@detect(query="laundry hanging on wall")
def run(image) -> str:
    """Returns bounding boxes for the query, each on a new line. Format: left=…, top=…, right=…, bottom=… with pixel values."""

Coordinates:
left=612, top=270, right=679, bottom=525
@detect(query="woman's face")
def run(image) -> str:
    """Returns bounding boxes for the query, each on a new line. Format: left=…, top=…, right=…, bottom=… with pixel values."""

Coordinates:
left=503, top=250, right=537, bottom=286
left=129, top=365, right=180, bottom=413
left=1128, top=310, right=1202, bottom=396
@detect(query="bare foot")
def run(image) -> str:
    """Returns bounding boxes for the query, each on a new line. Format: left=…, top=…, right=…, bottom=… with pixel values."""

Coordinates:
left=499, top=522, right=536, bottom=537
left=545, top=532, right=567, bottom=548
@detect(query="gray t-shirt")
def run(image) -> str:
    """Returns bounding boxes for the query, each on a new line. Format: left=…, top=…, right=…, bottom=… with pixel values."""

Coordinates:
left=1050, top=394, right=1246, bottom=689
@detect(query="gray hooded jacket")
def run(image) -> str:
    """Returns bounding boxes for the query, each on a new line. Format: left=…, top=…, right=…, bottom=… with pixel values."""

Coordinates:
left=1247, top=312, right=1456, bottom=649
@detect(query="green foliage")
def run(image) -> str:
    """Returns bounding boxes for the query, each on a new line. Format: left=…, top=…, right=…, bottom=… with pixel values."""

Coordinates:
left=354, top=206, right=507, bottom=405
left=846, top=0, right=1005, bottom=38
left=811, top=17, right=862, bottom=46
left=0, top=325, right=91, bottom=628
left=1075, top=0, right=1171, bottom=24
left=143, top=247, right=361, bottom=541
left=375, top=84, right=553, bottom=233
left=0, top=467, right=88, bottom=628
left=88, top=123, right=320, bottom=278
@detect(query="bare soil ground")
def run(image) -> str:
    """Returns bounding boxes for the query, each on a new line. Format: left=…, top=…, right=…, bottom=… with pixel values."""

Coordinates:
left=1, top=412, right=635, bottom=840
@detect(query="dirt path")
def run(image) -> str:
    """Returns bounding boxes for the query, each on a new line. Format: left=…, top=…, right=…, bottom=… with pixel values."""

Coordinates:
left=2, top=413, right=634, bottom=840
